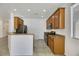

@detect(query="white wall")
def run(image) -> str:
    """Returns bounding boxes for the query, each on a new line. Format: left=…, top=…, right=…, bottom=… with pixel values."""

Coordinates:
left=24, top=18, right=46, bottom=40
left=0, top=19, right=3, bottom=37
left=3, top=20, right=9, bottom=37
left=73, top=10, right=79, bottom=38
left=9, top=13, right=15, bottom=33
left=0, top=19, right=9, bottom=38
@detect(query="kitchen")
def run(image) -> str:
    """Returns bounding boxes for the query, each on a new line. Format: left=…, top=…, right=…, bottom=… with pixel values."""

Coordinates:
left=0, top=3, right=79, bottom=56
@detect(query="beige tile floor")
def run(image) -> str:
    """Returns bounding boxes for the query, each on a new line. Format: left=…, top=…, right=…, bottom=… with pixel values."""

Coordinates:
left=0, top=37, right=53, bottom=56
left=0, top=37, right=9, bottom=56
left=33, top=39, right=54, bottom=56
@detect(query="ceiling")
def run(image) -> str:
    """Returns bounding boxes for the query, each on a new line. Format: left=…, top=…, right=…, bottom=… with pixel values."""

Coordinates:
left=0, top=3, right=72, bottom=20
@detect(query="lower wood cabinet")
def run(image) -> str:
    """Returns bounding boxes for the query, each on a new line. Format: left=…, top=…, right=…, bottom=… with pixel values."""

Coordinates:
left=50, top=39, right=54, bottom=52
left=48, top=37, right=51, bottom=48
left=48, top=34, right=65, bottom=55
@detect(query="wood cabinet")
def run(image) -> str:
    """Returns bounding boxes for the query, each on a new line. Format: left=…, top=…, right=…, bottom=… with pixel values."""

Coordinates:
left=48, top=34, right=65, bottom=55
left=14, top=16, right=24, bottom=30
left=54, top=10, right=59, bottom=29
left=50, top=37, right=54, bottom=52
left=14, top=17, right=20, bottom=29
left=47, top=8, right=65, bottom=29
left=47, top=18, right=52, bottom=29
left=51, top=16, right=55, bottom=28
left=48, top=37, right=51, bottom=49
left=54, top=35, right=65, bottom=55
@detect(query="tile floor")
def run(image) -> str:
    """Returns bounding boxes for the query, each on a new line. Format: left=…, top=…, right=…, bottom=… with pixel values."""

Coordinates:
left=33, top=39, right=54, bottom=56
left=0, top=37, right=53, bottom=56
left=0, top=37, right=9, bottom=56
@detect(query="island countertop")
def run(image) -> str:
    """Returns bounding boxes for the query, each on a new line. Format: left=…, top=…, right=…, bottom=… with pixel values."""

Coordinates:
left=8, top=32, right=34, bottom=35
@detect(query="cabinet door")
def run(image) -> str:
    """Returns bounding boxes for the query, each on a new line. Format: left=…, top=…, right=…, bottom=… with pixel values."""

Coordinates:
left=14, top=17, right=24, bottom=30
left=14, top=17, right=20, bottom=29
left=47, top=18, right=50, bottom=29
left=54, top=36, right=64, bottom=55
left=51, top=38, right=54, bottom=53
left=54, top=11, right=59, bottom=29
left=51, top=16, right=55, bottom=29
left=14, top=17, right=17, bottom=29
left=49, top=18, right=51, bottom=24
left=19, top=19, right=24, bottom=26
left=59, top=8, right=65, bottom=29
left=47, top=18, right=52, bottom=29
left=48, top=37, right=51, bottom=49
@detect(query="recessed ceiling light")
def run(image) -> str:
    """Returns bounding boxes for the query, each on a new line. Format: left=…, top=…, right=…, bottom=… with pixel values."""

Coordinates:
left=21, top=16, right=23, bottom=18
left=13, top=9, right=16, bottom=11
left=27, top=9, right=31, bottom=12
left=43, top=9, right=46, bottom=12
left=41, top=16, right=44, bottom=18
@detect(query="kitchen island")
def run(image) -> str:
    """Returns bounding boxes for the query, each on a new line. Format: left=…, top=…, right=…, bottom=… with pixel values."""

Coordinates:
left=8, top=33, right=34, bottom=56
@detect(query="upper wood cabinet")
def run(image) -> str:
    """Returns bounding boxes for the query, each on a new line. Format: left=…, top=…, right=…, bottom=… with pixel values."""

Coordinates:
left=14, top=16, right=24, bottom=30
left=46, top=18, right=52, bottom=29
left=54, top=10, right=59, bottom=29
left=51, top=16, right=55, bottom=28
left=47, top=8, right=65, bottom=29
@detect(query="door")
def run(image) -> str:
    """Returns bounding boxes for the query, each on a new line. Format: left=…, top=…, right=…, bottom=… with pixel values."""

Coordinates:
left=54, top=10, right=59, bottom=29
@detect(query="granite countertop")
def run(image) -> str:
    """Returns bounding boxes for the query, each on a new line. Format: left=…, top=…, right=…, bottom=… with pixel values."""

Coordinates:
left=48, top=34, right=65, bottom=38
